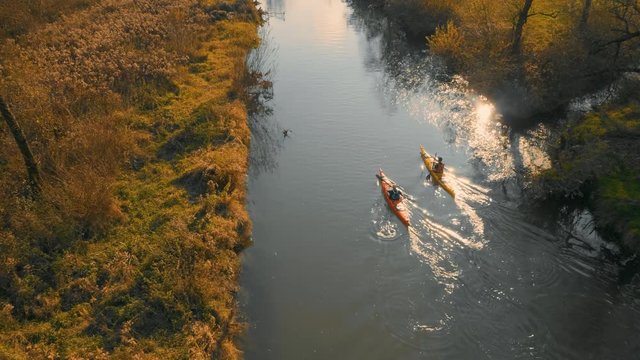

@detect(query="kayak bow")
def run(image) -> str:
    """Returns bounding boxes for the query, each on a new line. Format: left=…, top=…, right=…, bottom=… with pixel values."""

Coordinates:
left=420, top=145, right=455, bottom=198
left=377, top=168, right=411, bottom=227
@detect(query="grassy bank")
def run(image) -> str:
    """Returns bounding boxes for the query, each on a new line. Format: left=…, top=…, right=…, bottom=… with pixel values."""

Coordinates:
left=0, top=0, right=260, bottom=358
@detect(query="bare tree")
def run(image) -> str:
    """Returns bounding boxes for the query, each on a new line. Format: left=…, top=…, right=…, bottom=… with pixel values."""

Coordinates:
left=511, top=0, right=535, bottom=55
left=0, top=95, right=41, bottom=194
left=590, top=0, right=640, bottom=67
left=578, top=0, right=593, bottom=33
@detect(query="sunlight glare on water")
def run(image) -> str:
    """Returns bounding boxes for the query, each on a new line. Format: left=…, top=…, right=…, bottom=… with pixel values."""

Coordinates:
left=475, top=102, right=494, bottom=127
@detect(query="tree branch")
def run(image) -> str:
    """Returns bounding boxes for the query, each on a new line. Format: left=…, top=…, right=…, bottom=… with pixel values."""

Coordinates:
left=528, top=11, right=558, bottom=18
left=0, top=95, right=41, bottom=194
left=591, top=30, right=640, bottom=53
left=617, top=67, right=640, bottom=73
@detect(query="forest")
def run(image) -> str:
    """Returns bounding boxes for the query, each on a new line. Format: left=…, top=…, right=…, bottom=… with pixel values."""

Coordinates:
left=0, top=0, right=260, bottom=358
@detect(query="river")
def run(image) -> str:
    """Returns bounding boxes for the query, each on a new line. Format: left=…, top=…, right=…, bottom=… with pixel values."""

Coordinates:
left=239, top=0, right=640, bottom=359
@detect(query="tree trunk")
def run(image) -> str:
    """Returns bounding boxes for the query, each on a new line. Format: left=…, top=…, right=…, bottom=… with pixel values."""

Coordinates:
left=0, top=95, right=41, bottom=194
left=578, top=0, right=592, bottom=33
left=511, top=0, right=534, bottom=55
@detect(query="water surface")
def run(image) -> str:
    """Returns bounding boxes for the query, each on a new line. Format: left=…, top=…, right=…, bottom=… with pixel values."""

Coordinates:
left=240, top=1, right=640, bottom=359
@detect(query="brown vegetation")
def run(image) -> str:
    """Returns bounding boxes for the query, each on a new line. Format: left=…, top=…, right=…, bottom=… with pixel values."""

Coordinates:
left=0, top=0, right=94, bottom=38
left=0, top=96, right=41, bottom=194
left=356, top=0, right=640, bottom=125
left=426, top=0, right=640, bottom=124
left=0, top=0, right=260, bottom=357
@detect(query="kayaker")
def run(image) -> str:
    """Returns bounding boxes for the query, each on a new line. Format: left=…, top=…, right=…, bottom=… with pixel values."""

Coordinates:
left=388, top=186, right=402, bottom=200
left=433, top=157, right=445, bottom=175
left=426, top=157, right=445, bottom=180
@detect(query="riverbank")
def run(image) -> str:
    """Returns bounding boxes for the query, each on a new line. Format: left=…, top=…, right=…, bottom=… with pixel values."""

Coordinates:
left=0, top=0, right=260, bottom=358
left=350, top=0, right=640, bottom=253
left=536, top=96, right=640, bottom=252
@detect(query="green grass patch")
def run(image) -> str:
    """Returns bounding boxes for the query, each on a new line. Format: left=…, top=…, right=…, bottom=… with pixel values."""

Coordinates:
left=541, top=100, right=640, bottom=250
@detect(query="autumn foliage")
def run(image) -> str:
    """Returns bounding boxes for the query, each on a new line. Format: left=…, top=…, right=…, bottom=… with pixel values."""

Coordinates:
left=427, top=0, right=640, bottom=123
left=357, top=0, right=640, bottom=124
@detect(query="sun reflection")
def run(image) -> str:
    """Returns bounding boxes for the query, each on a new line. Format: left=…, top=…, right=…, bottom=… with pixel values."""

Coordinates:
left=312, top=0, right=348, bottom=46
left=475, top=103, right=495, bottom=125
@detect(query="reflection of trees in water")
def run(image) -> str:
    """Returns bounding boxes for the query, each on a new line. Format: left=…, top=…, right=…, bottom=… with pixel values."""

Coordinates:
left=247, top=25, right=282, bottom=176
left=348, top=1, right=429, bottom=86
left=348, top=6, right=439, bottom=122
left=246, top=26, right=276, bottom=108
left=264, top=0, right=285, bottom=20
left=248, top=112, right=281, bottom=177
left=265, top=0, right=284, bottom=14
left=348, top=0, right=473, bottom=130
left=348, top=1, right=515, bottom=182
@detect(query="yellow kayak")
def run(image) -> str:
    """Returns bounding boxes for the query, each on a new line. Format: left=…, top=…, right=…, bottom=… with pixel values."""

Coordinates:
left=420, top=145, right=455, bottom=198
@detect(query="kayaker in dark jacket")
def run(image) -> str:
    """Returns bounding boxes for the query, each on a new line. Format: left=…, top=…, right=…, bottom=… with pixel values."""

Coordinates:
left=388, top=186, right=402, bottom=200
left=427, top=157, right=445, bottom=180
left=433, top=157, right=445, bottom=175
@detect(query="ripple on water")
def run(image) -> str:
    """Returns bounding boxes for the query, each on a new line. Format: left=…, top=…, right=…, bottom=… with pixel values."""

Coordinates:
left=452, top=277, right=559, bottom=359
left=419, top=170, right=490, bottom=244
left=370, top=199, right=410, bottom=242
left=373, top=260, right=461, bottom=356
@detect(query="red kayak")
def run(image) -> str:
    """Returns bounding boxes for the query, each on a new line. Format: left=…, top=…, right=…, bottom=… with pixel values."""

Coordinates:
left=376, top=169, right=410, bottom=227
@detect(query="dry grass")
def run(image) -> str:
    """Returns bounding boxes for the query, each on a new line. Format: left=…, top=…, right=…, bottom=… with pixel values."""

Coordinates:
left=0, top=0, right=260, bottom=357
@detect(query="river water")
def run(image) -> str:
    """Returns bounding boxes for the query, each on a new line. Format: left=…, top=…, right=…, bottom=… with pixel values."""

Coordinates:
left=239, top=0, right=640, bottom=359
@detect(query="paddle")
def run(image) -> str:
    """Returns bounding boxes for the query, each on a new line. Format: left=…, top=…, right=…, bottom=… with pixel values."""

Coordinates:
left=403, top=194, right=418, bottom=203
